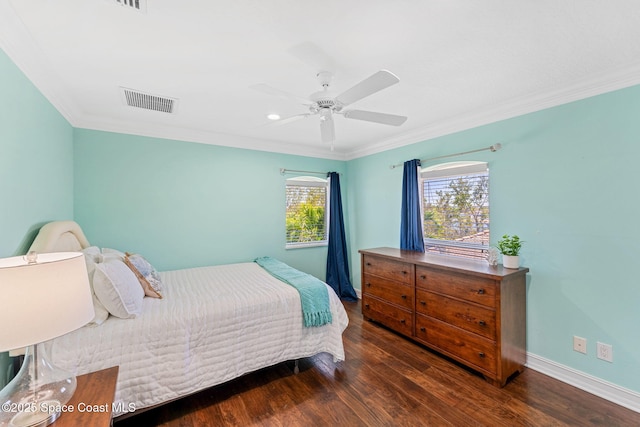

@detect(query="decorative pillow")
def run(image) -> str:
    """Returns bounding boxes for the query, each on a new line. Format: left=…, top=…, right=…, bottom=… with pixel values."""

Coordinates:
left=81, top=246, right=110, bottom=325
left=124, top=253, right=163, bottom=299
left=102, top=247, right=126, bottom=260
left=93, top=258, right=144, bottom=319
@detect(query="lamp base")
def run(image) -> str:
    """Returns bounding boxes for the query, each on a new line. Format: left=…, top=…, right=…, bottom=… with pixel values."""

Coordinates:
left=0, top=344, right=77, bottom=427
left=7, top=400, right=61, bottom=427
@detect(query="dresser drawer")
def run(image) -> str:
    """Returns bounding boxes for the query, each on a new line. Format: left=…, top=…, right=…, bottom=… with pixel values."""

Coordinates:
left=362, top=295, right=413, bottom=337
left=416, top=315, right=497, bottom=375
left=416, top=290, right=496, bottom=340
left=416, top=266, right=496, bottom=308
left=363, top=274, right=413, bottom=310
left=360, top=247, right=528, bottom=387
left=362, top=255, right=412, bottom=284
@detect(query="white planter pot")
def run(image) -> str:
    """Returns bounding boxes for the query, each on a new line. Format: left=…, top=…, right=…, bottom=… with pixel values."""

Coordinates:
left=502, top=255, right=520, bottom=269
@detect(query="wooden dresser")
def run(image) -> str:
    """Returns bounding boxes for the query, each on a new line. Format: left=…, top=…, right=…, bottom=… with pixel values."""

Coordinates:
left=360, top=247, right=528, bottom=387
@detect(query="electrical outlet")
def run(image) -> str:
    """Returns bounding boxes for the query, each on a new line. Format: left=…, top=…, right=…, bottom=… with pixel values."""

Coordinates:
left=597, top=342, right=613, bottom=362
left=573, top=336, right=587, bottom=354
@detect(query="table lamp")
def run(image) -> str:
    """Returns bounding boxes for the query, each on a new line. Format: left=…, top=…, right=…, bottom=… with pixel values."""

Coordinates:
left=0, top=252, right=94, bottom=427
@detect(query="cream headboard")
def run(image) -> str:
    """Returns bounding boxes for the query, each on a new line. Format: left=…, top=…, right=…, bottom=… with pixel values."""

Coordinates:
left=9, top=221, right=92, bottom=356
left=28, top=221, right=91, bottom=253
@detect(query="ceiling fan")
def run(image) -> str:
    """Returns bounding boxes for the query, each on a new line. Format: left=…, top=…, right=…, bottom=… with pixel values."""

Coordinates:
left=251, top=69, right=408, bottom=147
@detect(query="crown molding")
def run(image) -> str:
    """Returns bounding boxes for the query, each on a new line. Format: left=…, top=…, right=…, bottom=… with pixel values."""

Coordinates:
left=344, top=63, right=640, bottom=160
left=81, top=62, right=640, bottom=161
left=0, top=3, right=346, bottom=161
left=0, top=1, right=81, bottom=124
left=74, top=116, right=349, bottom=161
left=68, top=64, right=640, bottom=162
left=4, top=0, right=640, bottom=162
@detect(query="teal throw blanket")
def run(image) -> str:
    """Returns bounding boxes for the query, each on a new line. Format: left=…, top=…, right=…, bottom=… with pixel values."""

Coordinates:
left=255, top=256, right=333, bottom=327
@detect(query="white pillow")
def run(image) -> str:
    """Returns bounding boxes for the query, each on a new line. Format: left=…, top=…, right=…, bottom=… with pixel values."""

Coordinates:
left=93, top=258, right=144, bottom=319
left=81, top=246, right=110, bottom=325
left=102, top=247, right=126, bottom=259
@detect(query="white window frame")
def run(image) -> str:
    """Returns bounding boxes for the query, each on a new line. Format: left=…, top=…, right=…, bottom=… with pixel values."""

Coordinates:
left=421, top=161, right=489, bottom=259
left=285, top=176, right=330, bottom=249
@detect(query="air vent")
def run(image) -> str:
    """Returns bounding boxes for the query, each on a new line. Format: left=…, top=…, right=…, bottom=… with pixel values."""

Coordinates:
left=121, top=88, right=177, bottom=114
left=115, top=0, right=147, bottom=13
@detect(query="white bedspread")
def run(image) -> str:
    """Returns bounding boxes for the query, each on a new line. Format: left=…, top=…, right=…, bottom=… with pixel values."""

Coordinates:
left=46, top=262, right=349, bottom=417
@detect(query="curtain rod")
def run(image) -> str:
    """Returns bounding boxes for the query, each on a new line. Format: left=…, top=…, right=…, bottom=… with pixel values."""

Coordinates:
left=389, top=143, right=502, bottom=169
left=280, top=168, right=331, bottom=176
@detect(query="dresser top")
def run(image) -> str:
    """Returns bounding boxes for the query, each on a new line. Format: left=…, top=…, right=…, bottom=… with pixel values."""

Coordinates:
left=359, top=247, right=529, bottom=279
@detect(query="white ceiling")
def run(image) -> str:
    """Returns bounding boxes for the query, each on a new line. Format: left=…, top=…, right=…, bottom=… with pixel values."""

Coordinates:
left=2, top=0, right=640, bottom=160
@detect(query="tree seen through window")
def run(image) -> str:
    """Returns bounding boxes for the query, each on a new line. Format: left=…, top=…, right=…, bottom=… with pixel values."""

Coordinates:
left=422, top=163, right=489, bottom=259
left=285, top=177, right=328, bottom=246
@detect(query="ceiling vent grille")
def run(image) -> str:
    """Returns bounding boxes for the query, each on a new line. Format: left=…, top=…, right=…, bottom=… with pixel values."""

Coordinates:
left=115, top=0, right=147, bottom=13
left=121, top=88, right=177, bottom=114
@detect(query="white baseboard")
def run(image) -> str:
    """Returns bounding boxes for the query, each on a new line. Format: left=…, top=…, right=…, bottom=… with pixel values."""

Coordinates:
left=526, top=352, right=640, bottom=413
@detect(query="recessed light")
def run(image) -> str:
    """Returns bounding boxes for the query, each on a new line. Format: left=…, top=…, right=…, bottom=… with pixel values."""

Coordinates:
left=267, top=113, right=280, bottom=121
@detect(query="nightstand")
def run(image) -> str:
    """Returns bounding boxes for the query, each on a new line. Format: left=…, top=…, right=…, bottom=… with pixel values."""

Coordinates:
left=52, top=366, right=118, bottom=427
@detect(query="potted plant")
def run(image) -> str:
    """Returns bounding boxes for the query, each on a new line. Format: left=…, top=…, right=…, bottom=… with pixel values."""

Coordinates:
left=497, top=234, right=522, bottom=269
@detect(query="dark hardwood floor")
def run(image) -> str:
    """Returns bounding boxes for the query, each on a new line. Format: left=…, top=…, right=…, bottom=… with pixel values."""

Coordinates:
left=115, top=300, right=640, bottom=426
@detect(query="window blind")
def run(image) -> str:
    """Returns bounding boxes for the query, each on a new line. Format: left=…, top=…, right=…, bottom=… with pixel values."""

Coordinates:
left=422, top=162, right=489, bottom=260
left=285, top=178, right=328, bottom=247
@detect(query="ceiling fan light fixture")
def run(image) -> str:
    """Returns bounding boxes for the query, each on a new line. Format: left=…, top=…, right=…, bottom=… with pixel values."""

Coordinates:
left=252, top=67, right=406, bottom=149
left=319, top=108, right=332, bottom=122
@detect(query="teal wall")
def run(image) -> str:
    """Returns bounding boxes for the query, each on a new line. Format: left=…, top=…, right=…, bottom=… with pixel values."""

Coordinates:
left=73, top=129, right=347, bottom=279
left=0, top=48, right=74, bottom=386
left=3, top=43, right=640, bottom=398
left=347, top=84, right=640, bottom=393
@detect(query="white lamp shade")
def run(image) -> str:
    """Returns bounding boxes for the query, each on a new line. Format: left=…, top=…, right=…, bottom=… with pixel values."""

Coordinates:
left=0, top=252, right=95, bottom=352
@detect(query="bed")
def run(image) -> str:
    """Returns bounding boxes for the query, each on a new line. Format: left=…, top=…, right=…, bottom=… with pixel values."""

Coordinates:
left=27, top=221, right=349, bottom=417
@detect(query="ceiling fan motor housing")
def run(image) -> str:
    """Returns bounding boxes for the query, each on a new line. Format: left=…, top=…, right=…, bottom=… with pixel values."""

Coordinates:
left=253, top=68, right=405, bottom=144
left=308, top=94, right=343, bottom=113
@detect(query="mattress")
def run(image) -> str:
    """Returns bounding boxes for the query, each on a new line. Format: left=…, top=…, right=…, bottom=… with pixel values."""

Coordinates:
left=45, top=262, right=349, bottom=416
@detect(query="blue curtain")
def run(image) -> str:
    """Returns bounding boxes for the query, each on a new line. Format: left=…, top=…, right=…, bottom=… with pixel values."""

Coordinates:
left=325, top=172, right=358, bottom=302
left=400, top=159, right=425, bottom=252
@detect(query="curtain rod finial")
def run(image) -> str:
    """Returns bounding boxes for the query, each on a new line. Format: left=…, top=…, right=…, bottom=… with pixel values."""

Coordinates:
left=490, top=143, right=502, bottom=152
left=279, top=168, right=285, bottom=175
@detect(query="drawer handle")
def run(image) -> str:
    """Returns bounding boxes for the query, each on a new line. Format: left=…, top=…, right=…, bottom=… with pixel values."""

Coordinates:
left=400, top=319, right=406, bottom=324
left=366, top=282, right=371, bottom=287
left=419, top=275, right=426, bottom=280
left=419, top=300, right=426, bottom=306
left=420, top=327, right=426, bottom=332
left=478, top=352, right=486, bottom=358
left=477, top=289, right=486, bottom=295
left=401, top=294, right=407, bottom=299
left=478, top=320, right=486, bottom=326
left=401, top=270, right=408, bottom=275
left=364, top=304, right=370, bottom=309
left=366, top=262, right=372, bottom=266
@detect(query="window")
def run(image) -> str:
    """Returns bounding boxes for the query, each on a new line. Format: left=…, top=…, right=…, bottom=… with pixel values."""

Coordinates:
left=285, top=176, right=329, bottom=248
left=421, top=161, right=489, bottom=259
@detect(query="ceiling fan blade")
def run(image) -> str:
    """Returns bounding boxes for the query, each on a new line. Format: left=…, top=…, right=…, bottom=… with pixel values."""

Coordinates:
left=270, top=113, right=311, bottom=126
left=250, top=84, right=311, bottom=105
left=288, top=41, right=337, bottom=73
left=335, top=70, right=400, bottom=107
left=319, top=109, right=335, bottom=143
left=343, top=109, right=408, bottom=126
